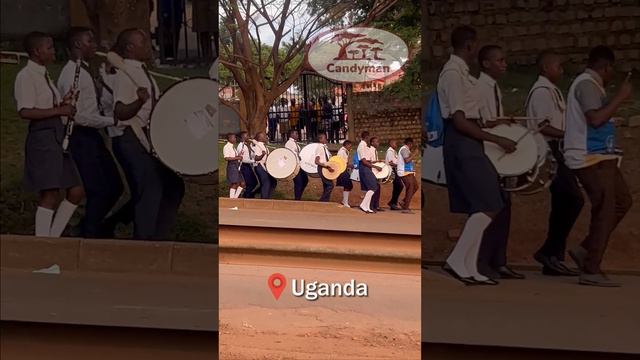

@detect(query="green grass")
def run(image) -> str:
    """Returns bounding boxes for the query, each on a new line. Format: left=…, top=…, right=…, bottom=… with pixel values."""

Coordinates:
left=0, top=60, right=217, bottom=242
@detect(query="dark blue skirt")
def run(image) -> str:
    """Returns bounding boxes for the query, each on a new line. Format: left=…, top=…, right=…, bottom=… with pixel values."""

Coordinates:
left=359, top=161, right=378, bottom=192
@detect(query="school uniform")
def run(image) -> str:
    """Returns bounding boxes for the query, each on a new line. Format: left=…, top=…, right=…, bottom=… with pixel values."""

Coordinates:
left=15, top=60, right=82, bottom=193
left=477, top=71, right=504, bottom=123
left=223, top=141, right=243, bottom=185
left=385, top=147, right=404, bottom=207
left=237, top=141, right=258, bottom=198
left=357, top=142, right=378, bottom=194
left=563, top=69, right=632, bottom=275
left=285, top=138, right=308, bottom=200
left=253, top=141, right=276, bottom=198
left=57, top=60, right=124, bottom=238
left=315, top=143, right=334, bottom=202
left=268, top=105, right=278, bottom=142
left=526, top=75, right=583, bottom=264
left=336, top=146, right=353, bottom=191
left=397, top=144, right=417, bottom=211
left=112, top=59, right=184, bottom=240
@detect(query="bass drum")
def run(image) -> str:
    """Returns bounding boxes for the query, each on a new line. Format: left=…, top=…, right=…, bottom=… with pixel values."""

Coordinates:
left=266, top=148, right=300, bottom=181
left=372, top=161, right=392, bottom=183
left=149, top=77, right=218, bottom=176
left=299, top=143, right=323, bottom=177
left=484, top=124, right=539, bottom=192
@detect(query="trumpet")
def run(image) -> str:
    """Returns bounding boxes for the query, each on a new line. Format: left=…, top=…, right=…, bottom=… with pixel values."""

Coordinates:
left=61, top=59, right=82, bottom=153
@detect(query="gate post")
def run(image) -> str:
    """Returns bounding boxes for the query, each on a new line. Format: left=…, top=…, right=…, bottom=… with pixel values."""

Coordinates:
left=346, top=83, right=355, bottom=141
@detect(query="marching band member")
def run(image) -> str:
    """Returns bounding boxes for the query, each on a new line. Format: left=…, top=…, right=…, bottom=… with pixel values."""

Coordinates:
left=58, top=27, right=124, bottom=238
left=526, top=51, right=582, bottom=276
left=253, top=132, right=276, bottom=199
left=475, top=44, right=524, bottom=280
left=315, top=133, right=334, bottom=202
left=563, top=46, right=633, bottom=287
left=336, top=140, right=354, bottom=207
left=357, top=131, right=377, bottom=213
left=366, top=137, right=384, bottom=213
left=112, top=28, right=184, bottom=240
left=223, top=133, right=244, bottom=198
left=397, top=138, right=418, bottom=214
left=438, top=26, right=516, bottom=285
left=285, top=129, right=308, bottom=200
left=385, top=139, right=404, bottom=211
left=15, top=31, right=84, bottom=237
left=237, top=131, right=258, bottom=198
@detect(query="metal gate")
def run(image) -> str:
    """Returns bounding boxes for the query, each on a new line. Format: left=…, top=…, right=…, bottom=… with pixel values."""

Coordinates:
left=267, top=71, right=347, bottom=143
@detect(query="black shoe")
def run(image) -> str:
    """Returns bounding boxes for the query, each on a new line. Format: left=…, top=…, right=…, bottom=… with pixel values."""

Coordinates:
left=472, top=277, right=500, bottom=286
left=555, top=261, right=579, bottom=276
left=389, top=205, right=402, bottom=211
left=375, top=208, right=385, bottom=212
left=497, top=266, right=525, bottom=279
left=442, top=264, right=477, bottom=286
left=536, top=252, right=579, bottom=276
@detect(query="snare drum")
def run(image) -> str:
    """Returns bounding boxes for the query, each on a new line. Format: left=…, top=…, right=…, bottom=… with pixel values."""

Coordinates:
left=266, top=148, right=300, bottom=180
left=149, top=78, right=218, bottom=176
left=299, top=143, right=323, bottom=177
left=372, top=161, right=392, bottom=183
left=484, top=124, right=538, bottom=192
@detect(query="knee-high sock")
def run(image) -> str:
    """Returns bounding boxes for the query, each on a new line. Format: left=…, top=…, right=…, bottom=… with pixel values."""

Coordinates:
left=49, top=200, right=78, bottom=238
left=446, top=213, right=492, bottom=279
left=229, top=188, right=236, bottom=198
left=35, top=207, right=54, bottom=237
left=342, top=191, right=350, bottom=206
left=360, top=190, right=374, bottom=211
left=234, top=187, right=243, bottom=198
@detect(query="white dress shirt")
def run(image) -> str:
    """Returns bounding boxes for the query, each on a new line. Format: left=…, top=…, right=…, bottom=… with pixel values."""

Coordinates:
left=437, top=54, right=481, bottom=120
left=15, top=60, right=62, bottom=112
left=337, top=146, right=349, bottom=162
left=385, top=147, right=398, bottom=167
left=285, top=138, right=301, bottom=157
left=57, top=60, right=114, bottom=129
left=476, top=71, right=504, bottom=123
left=253, top=141, right=269, bottom=169
left=357, top=140, right=368, bottom=161
left=98, top=65, right=123, bottom=137
left=236, top=141, right=254, bottom=164
left=526, top=75, right=566, bottom=140
left=223, top=141, right=237, bottom=159
left=315, top=143, right=331, bottom=165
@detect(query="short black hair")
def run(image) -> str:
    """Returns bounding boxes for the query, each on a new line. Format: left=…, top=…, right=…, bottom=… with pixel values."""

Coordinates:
left=588, top=45, right=615, bottom=69
left=115, top=28, right=143, bottom=56
left=67, top=26, right=93, bottom=50
left=451, top=26, right=477, bottom=50
left=227, top=133, right=236, bottom=140
left=287, top=129, right=297, bottom=138
left=239, top=131, right=248, bottom=136
left=404, top=137, right=414, bottom=145
left=23, top=31, right=51, bottom=56
left=360, top=131, right=369, bottom=139
left=478, top=45, right=502, bottom=70
left=343, top=140, right=352, bottom=146
left=370, top=136, right=379, bottom=143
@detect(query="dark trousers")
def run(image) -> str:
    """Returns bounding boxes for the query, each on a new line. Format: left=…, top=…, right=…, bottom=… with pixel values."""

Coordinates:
left=240, top=163, right=258, bottom=198
left=309, top=121, right=318, bottom=141
left=538, top=141, right=584, bottom=260
left=400, top=174, right=418, bottom=210
left=318, top=165, right=334, bottom=202
left=389, top=169, right=404, bottom=206
left=478, top=194, right=511, bottom=275
left=574, top=159, right=632, bottom=274
left=293, top=171, right=309, bottom=200
left=112, top=129, right=184, bottom=240
left=330, top=122, right=340, bottom=143
left=372, top=184, right=381, bottom=210
left=268, top=118, right=277, bottom=142
left=255, top=165, right=276, bottom=199
left=70, top=127, right=124, bottom=238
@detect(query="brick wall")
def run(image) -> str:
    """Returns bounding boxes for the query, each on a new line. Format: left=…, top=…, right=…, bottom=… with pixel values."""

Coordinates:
left=350, top=92, right=422, bottom=146
left=424, top=0, right=640, bottom=71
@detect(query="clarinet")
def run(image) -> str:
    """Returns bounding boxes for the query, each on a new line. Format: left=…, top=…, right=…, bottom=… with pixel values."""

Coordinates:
left=61, top=59, right=82, bottom=153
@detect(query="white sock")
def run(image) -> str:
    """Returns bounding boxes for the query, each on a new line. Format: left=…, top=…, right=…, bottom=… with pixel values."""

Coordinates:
left=446, top=213, right=492, bottom=279
left=230, top=188, right=236, bottom=198
left=49, top=200, right=78, bottom=238
left=235, top=187, right=243, bottom=198
left=35, top=206, right=54, bottom=237
left=360, top=190, right=374, bottom=211
left=342, top=191, right=350, bottom=207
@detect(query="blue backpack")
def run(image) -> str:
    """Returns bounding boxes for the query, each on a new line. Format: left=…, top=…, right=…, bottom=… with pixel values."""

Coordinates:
left=425, top=92, right=444, bottom=147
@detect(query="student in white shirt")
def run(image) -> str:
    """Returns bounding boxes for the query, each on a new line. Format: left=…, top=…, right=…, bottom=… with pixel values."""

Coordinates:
left=385, top=139, right=404, bottom=210
left=252, top=132, right=276, bottom=199
left=397, top=138, right=418, bottom=214
left=237, top=131, right=258, bottom=198
left=368, top=137, right=383, bottom=212
left=57, top=27, right=125, bottom=238
left=14, top=31, right=84, bottom=238
left=315, top=133, right=334, bottom=202
left=285, top=129, right=308, bottom=200
left=112, top=28, right=184, bottom=240
left=336, top=140, right=354, bottom=207
left=223, top=133, right=244, bottom=198
left=475, top=44, right=524, bottom=281
left=526, top=51, right=582, bottom=277
left=437, top=26, right=516, bottom=285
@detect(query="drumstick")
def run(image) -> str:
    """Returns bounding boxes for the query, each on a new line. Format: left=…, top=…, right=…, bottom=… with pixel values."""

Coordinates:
left=97, top=51, right=185, bottom=82
left=497, top=120, right=550, bottom=161
left=492, top=116, right=547, bottom=122
left=105, top=51, right=142, bottom=88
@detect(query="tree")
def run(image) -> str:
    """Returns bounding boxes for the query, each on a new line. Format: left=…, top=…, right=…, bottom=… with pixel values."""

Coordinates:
left=219, top=0, right=399, bottom=135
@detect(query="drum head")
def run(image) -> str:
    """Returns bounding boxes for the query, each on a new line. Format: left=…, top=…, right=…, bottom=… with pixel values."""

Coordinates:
left=150, top=78, right=218, bottom=176
left=372, top=161, right=391, bottom=180
left=484, top=124, right=538, bottom=177
left=328, top=155, right=347, bottom=174
left=322, top=161, right=341, bottom=180
left=299, top=143, right=323, bottom=177
left=266, top=148, right=299, bottom=179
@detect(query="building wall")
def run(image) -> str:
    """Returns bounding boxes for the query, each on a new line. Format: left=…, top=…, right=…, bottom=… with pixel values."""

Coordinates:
left=424, top=0, right=640, bottom=70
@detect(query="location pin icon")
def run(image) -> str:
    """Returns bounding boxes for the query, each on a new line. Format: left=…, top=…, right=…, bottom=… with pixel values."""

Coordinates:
left=268, top=273, right=286, bottom=300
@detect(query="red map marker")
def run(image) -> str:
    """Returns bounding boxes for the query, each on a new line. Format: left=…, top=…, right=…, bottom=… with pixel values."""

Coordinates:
left=268, top=273, right=286, bottom=300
